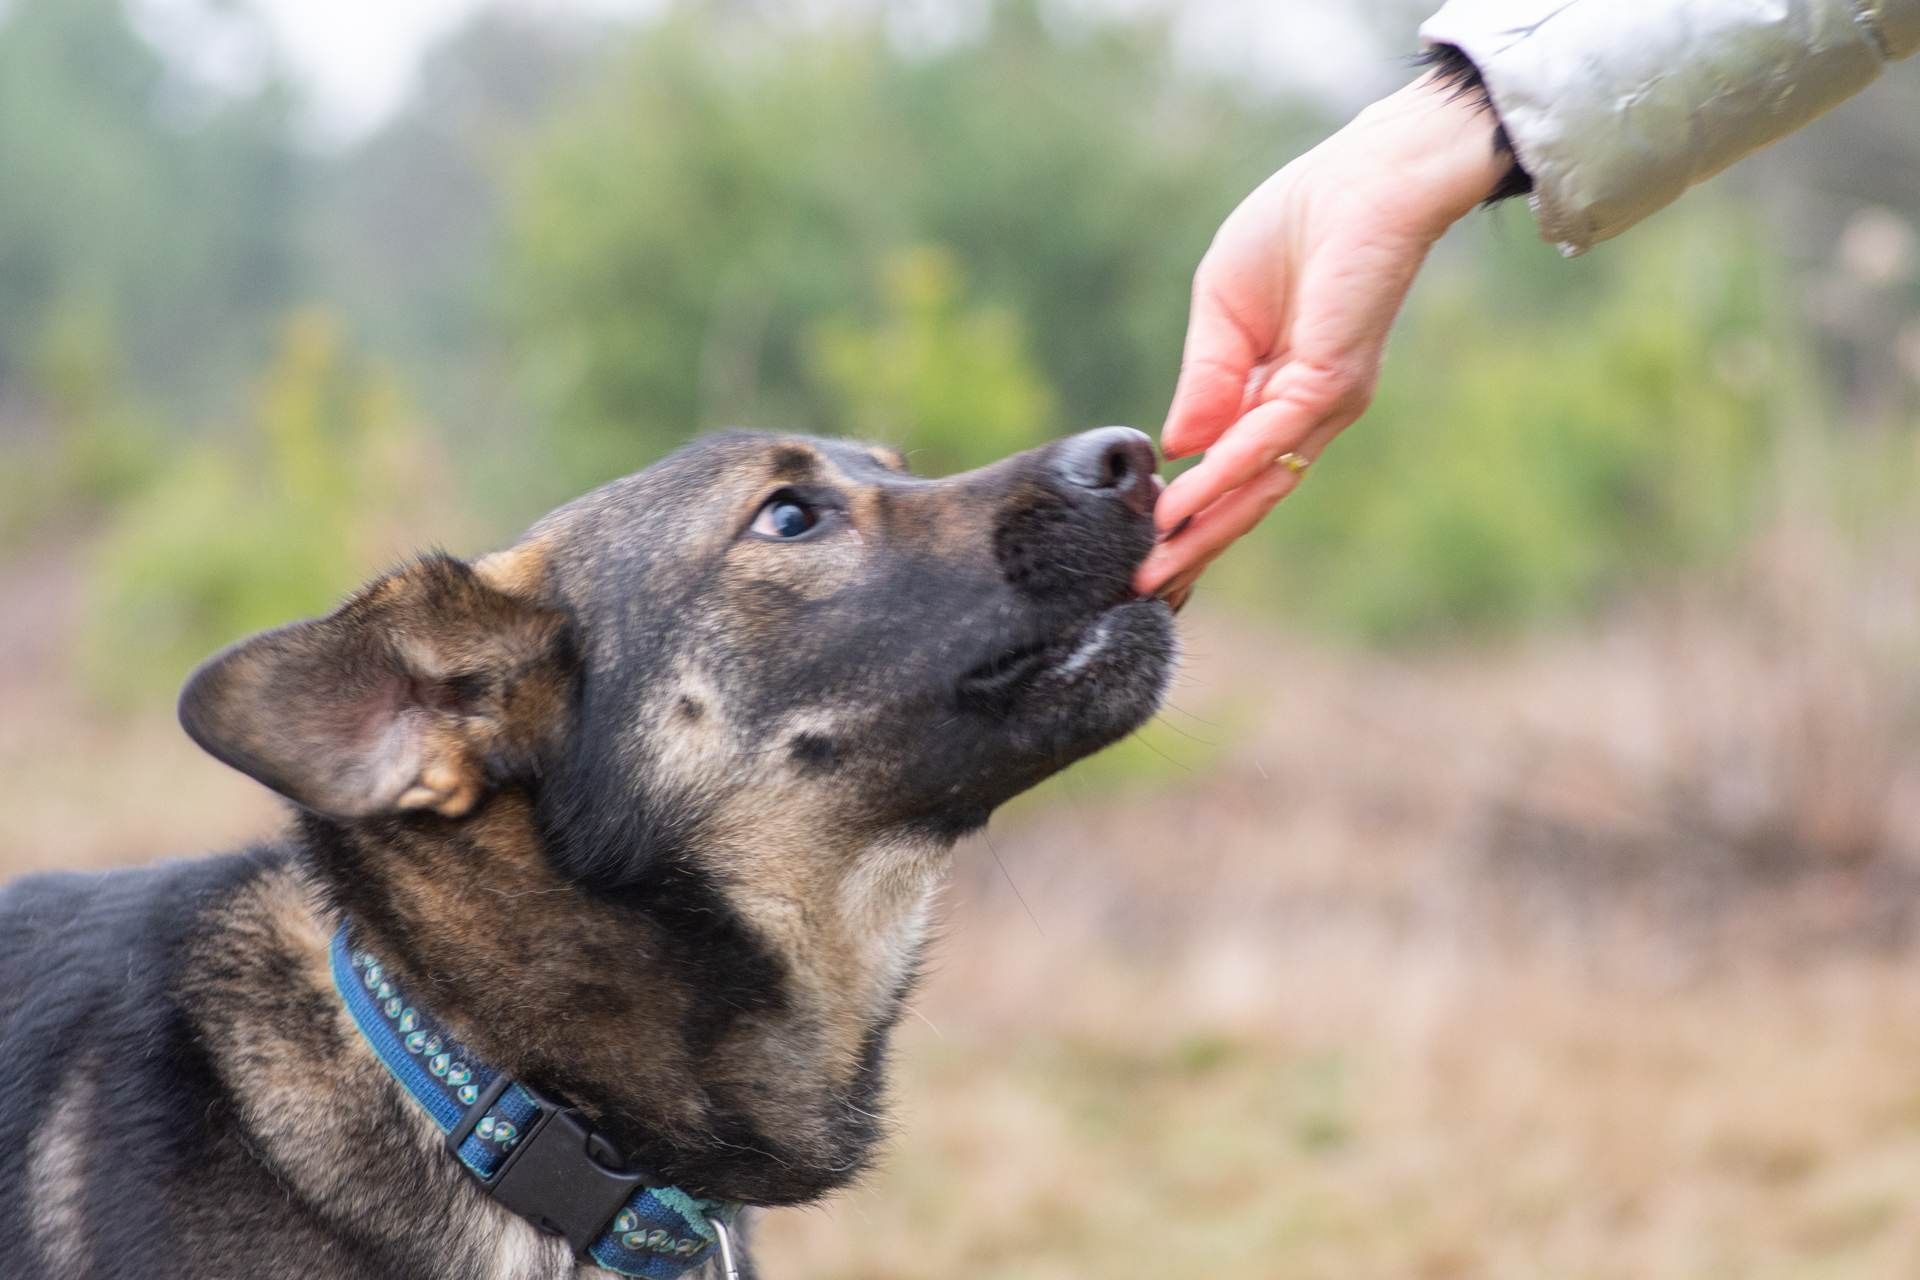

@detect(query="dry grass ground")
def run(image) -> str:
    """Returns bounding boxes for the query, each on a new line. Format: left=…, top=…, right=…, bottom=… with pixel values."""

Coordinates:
left=6, top=536, right=1920, bottom=1278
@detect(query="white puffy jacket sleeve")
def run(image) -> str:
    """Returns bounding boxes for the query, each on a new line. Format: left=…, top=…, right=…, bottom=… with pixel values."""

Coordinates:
left=1421, top=0, right=1920, bottom=254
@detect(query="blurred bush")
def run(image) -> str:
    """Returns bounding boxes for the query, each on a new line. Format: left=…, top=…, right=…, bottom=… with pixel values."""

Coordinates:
left=501, top=0, right=1303, bottom=505
left=1208, top=214, right=1794, bottom=639
left=0, top=0, right=299, bottom=419
left=809, top=246, right=1054, bottom=472
left=0, top=304, right=161, bottom=547
left=80, top=311, right=450, bottom=704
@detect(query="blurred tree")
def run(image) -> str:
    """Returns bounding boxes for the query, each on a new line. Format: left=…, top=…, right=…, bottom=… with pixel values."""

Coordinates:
left=502, top=0, right=1311, bottom=502
left=32, top=302, right=161, bottom=505
left=318, top=9, right=605, bottom=403
left=809, top=246, right=1053, bottom=472
left=82, top=309, right=451, bottom=702
left=881, top=1, right=1305, bottom=449
left=0, top=0, right=300, bottom=420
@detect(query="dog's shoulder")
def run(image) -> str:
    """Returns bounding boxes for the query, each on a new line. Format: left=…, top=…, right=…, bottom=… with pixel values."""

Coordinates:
left=0, top=848, right=275, bottom=1034
left=0, top=847, right=286, bottom=1276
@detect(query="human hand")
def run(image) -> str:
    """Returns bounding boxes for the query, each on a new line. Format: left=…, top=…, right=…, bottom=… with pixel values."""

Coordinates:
left=1136, top=72, right=1515, bottom=602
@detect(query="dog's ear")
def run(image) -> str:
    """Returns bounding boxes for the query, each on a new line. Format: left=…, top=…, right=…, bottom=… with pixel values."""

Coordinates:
left=178, top=553, right=576, bottom=821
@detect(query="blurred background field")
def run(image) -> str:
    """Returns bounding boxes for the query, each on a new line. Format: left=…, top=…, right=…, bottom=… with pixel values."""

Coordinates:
left=3, top=1, right=1920, bottom=1275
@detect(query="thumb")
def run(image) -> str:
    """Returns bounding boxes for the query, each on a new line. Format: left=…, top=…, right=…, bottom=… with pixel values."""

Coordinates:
left=1161, top=282, right=1263, bottom=461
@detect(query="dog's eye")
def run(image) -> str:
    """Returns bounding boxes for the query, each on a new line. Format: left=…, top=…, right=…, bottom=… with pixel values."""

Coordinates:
left=750, top=492, right=819, bottom=539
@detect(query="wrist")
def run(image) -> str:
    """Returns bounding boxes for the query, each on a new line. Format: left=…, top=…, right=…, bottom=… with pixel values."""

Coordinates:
left=1347, top=72, right=1520, bottom=238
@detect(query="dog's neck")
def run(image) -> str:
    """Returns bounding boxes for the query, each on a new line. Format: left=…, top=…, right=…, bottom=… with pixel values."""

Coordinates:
left=299, top=791, right=940, bottom=1206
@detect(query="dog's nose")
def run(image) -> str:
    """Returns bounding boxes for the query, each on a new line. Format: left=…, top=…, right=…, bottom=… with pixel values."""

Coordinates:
left=1051, top=426, right=1158, bottom=515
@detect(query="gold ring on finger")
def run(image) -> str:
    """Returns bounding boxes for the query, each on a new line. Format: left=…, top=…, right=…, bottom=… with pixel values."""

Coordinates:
left=1274, top=451, right=1310, bottom=474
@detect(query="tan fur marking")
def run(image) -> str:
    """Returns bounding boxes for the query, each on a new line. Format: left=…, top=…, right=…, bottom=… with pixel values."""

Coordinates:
left=702, top=802, right=945, bottom=1079
left=638, top=667, right=945, bottom=1074
left=396, top=750, right=482, bottom=818
left=473, top=537, right=554, bottom=599
left=28, top=1061, right=95, bottom=1276
left=366, top=575, right=410, bottom=605
left=645, top=661, right=735, bottom=791
left=837, top=835, right=944, bottom=1022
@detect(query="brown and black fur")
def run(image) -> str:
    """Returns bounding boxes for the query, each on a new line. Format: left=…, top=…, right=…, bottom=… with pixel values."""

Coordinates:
left=0, top=428, right=1175, bottom=1278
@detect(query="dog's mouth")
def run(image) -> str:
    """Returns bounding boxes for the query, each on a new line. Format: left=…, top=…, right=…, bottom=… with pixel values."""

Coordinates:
left=957, top=596, right=1169, bottom=706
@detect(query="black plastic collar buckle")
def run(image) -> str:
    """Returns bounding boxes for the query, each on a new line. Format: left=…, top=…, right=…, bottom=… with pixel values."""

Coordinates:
left=447, top=1076, right=659, bottom=1258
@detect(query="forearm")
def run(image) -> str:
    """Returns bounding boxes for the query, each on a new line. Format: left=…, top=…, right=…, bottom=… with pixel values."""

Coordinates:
left=1422, top=0, right=1920, bottom=254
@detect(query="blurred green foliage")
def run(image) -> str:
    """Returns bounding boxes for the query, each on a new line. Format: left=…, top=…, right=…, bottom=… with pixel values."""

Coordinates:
left=82, top=312, right=447, bottom=704
left=0, top=0, right=299, bottom=416
left=35, top=308, right=163, bottom=508
left=809, top=246, right=1055, bottom=472
left=0, top=0, right=1900, bottom=708
left=0, top=305, right=162, bottom=545
left=502, top=0, right=1301, bottom=504
left=1227, top=214, right=1794, bottom=638
left=500, top=0, right=1806, bottom=641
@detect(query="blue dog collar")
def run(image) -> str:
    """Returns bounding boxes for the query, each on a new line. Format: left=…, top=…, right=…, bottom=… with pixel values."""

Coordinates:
left=329, top=926, right=739, bottom=1276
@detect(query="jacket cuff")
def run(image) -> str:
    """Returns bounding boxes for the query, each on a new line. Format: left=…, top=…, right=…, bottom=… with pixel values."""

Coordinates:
left=1421, top=0, right=1898, bottom=255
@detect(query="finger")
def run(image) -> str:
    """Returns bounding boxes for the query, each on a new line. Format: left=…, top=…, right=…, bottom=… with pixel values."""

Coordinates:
left=1134, top=454, right=1307, bottom=596
left=1136, top=404, right=1349, bottom=596
left=1133, top=540, right=1188, bottom=599
left=1160, top=277, right=1267, bottom=462
left=1290, top=413, right=1348, bottom=464
left=1153, top=361, right=1355, bottom=534
left=1235, top=354, right=1284, bottom=421
left=1161, top=570, right=1198, bottom=613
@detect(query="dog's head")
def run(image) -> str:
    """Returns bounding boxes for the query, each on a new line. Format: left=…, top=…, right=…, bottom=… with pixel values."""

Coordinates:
left=178, top=428, right=1173, bottom=1196
left=182, top=427, right=1173, bottom=863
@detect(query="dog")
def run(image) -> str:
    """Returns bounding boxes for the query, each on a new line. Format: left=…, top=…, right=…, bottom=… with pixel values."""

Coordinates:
left=0, top=427, right=1175, bottom=1279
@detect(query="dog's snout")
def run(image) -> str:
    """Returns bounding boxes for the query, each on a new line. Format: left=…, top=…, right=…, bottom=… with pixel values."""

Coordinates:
left=1051, top=426, right=1157, bottom=515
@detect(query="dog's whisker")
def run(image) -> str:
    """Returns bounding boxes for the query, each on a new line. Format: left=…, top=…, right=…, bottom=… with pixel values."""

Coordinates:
left=1159, top=697, right=1223, bottom=728
left=983, top=829, right=1045, bottom=938
left=1149, top=711, right=1218, bottom=748
left=1127, top=725, right=1195, bottom=772
left=904, top=1004, right=945, bottom=1040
